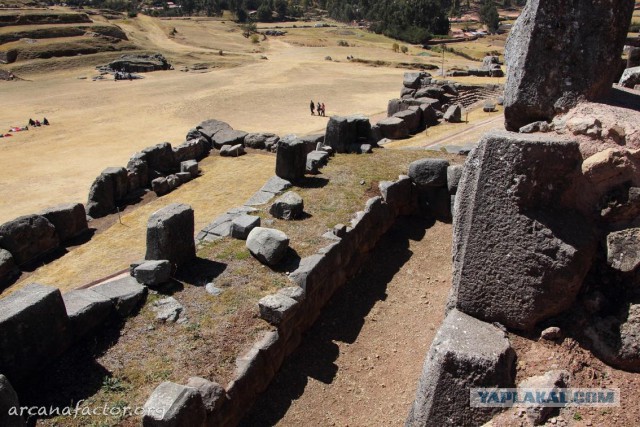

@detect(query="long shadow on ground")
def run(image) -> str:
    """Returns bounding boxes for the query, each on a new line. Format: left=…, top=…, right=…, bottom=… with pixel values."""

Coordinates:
left=240, top=215, right=433, bottom=426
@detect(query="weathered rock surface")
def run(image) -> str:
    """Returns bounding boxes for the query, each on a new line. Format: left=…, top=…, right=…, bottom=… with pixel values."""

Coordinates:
left=408, top=159, right=449, bottom=189
left=275, top=136, right=307, bottom=183
left=146, top=203, right=195, bottom=267
left=450, top=131, right=596, bottom=331
left=108, top=53, right=171, bottom=73
left=195, top=119, right=232, bottom=145
left=230, top=214, right=260, bottom=240
left=607, top=228, right=640, bottom=273
left=325, top=115, right=372, bottom=153
left=152, top=296, right=183, bottom=323
left=447, top=165, right=463, bottom=195
left=0, top=214, right=59, bottom=265
left=619, top=66, right=640, bottom=88
left=519, top=370, right=570, bottom=425
left=212, top=129, right=247, bottom=149
left=40, top=203, right=88, bottom=242
left=62, top=289, right=113, bottom=338
left=306, top=150, right=330, bottom=174
left=406, top=309, right=516, bottom=426
left=133, top=260, right=171, bottom=286
left=376, top=117, right=409, bottom=139
left=0, top=283, right=70, bottom=383
left=92, top=276, right=147, bottom=317
left=393, top=108, right=421, bottom=133
left=269, top=191, right=304, bottom=220
left=142, top=382, right=206, bottom=427
left=185, top=377, right=226, bottom=415
left=258, top=293, right=298, bottom=326
left=180, top=160, right=199, bottom=178
left=0, top=249, right=19, bottom=287
left=443, top=104, right=462, bottom=123
left=503, top=0, right=636, bottom=130
left=246, top=227, right=289, bottom=266
left=141, top=143, right=178, bottom=174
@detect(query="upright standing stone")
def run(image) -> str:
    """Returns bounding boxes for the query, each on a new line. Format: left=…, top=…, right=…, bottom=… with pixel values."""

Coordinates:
left=40, top=203, right=88, bottom=242
left=406, top=309, right=516, bottom=426
left=146, top=204, right=195, bottom=268
left=450, top=131, right=596, bottom=330
left=504, top=0, right=635, bottom=130
left=0, top=214, right=59, bottom=265
left=142, top=382, right=206, bottom=427
left=0, top=283, right=70, bottom=384
left=275, top=136, right=306, bottom=183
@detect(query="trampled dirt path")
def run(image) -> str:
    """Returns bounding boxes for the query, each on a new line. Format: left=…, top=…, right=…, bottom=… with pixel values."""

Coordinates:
left=241, top=217, right=453, bottom=426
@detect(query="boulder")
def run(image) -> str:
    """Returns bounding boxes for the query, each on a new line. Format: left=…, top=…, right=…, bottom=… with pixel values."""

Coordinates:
left=0, top=375, right=25, bottom=427
left=146, top=203, right=195, bottom=268
left=443, top=104, right=463, bottom=123
left=379, top=176, right=412, bottom=212
left=166, top=174, right=181, bottom=191
left=503, top=0, right=636, bottom=130
left=246, top=227, right=289, bottom=266
left=607, top=228, right=640, bottom=273
left=540, top=326, right=562, bottom=341
left=176, top=172, right=192, bottom=184
left=62, top=289, right=113, bottom=339
left=141, top=143, right=178, bottom=174
left=212, top=129, right=247, bottom=149
left=142, top=382, right=206, bottom=427
left=196, top=119, right=232, bottom=145
left=133, top=260, right=172, bottom=286
left=407, top=309, right=516, bottom=426
left=172, top=138, right=208, bottom=162
left=408, top=159, right=449, bottom=189
left=519, top=370, right=571, bottom=425
left=0, top=214, right=59, bottom=265
left=393, top=109, right=421, bottom=134
left=152, top=296, right=183, bottom=323
left=151, top=177, right=171, bottom=196
left=387, top=98, right=410, bottom=116
left=299, top=134, right=325, bottom=154
left=403, top=71, right=428, bottom=89
left=519, top=120, right=552, bottom=133
left=600, top=187, right=640, bottom=225
left=230, top=214, right=261, bottom=240
left=269, top=191, right=304, bottom=220
left=0, top=283, right=70, bottom=384
left=306, top=150, right=330, bottom=174
left=40, top=203, right=88, bottom=243
left=450, top=131, right=596, bottom=331
left=127, top=157, right=150, bottom=191
left=227, top=144, right=245, bottom=157
left=258, top=293, right=299, bottom=326
left=0, top=249, right=19, bottom=287
left=483, top=100, right=496, bottom=112
left=619, top=66, right=640, bottom=89
left=245, top=132, right=277, bottom=149
left=376, top=117, right=409, bottom=139
left=325, top=116, right=355, bottom=153
left=185, top=377, right=226, bottom=415
left=180, top=160, right=199, bottom=178
left=585, top=303, right=640, bottom=371
left=86, top=167, right=127, bottom=218
left=275, top=136, right=306, bottom=183
left=415, top=86, right=445, bottom=101
left=108, top=53, right=171, bottom=72
left=91, top=276, right=147, bottom=317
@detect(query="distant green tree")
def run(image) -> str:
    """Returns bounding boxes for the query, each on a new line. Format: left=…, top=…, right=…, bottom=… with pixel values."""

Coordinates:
left=480, top=0, right=499, bottom=33
left=257, top=1, right=272, bottom=20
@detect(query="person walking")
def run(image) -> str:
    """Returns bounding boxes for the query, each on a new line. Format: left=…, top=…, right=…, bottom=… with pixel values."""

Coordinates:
left=317, top=101, right=322, bottom=116
left=310, top=100, right=315, bottom=115
left=321, top=102, right=326, bottom=116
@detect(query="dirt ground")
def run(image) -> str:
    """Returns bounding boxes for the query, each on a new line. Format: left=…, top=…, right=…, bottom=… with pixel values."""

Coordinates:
left=242, top=217, right=453, bottom=426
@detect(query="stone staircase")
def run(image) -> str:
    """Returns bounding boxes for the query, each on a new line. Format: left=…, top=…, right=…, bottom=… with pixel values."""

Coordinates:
left=451, top=84, right=504, bottom=108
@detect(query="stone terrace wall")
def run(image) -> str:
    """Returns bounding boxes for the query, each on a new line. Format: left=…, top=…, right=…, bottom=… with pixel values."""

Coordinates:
left=142, top=160, right=464, bottom=426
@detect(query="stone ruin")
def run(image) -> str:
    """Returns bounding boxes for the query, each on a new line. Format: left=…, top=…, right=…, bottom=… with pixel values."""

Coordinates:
left=406, top=0, right=639, bottom=425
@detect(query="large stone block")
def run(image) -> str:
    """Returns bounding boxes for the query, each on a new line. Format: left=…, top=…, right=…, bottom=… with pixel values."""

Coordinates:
left=142, top=382, right=206, bottom=427
left=91, top=276, right=147, bottom=317
left=450, top=131, right=596, bottom=330
left=133, top=260, right=172, bottom=286
left=196, top=119, right=232, bottom=145
left=0, top=249, right=19, bottom=288
left=275, top=136, right=306, bottom=183
left=146, top=203, right=196, bottom=268
left=86, top=166, right=128, bottom=218
left=376, top=117, right=409, bottom=139
left=40, top=203, right=88, bottom=243
left=269, top=191, right=304, bottom=220
left=393, top=109, right=421, bottom=134
left=325, top=116, right=355, bottom=153
left=212, top=129, right=247, bottom=149
left=406, top=309, right=516, bottom=426
left=0, top=283, right=70, bottom=383
left=408, top=159, right=449, bottom=189
left=0, top=214, right=59, bottom=265
left=62, top=289, right=113, bottom=339
left=141, top=143, right=178, bottom=174
left=503, top=0, right=636, bottom=130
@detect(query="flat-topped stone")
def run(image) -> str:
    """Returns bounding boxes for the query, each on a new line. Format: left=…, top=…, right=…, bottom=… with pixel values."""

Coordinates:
left=91, top=276, right=147, bottom=317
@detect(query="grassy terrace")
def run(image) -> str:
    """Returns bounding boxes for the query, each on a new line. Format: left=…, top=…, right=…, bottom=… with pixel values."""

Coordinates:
left=20, top=148, right=461, bottom=426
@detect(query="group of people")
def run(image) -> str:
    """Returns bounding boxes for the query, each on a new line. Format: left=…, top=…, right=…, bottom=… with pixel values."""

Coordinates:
left=310, top=100, right=327, bottom=116
left=0, top=118, right=51, bottom=138
left=28, top=118, right=49, bottom=127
